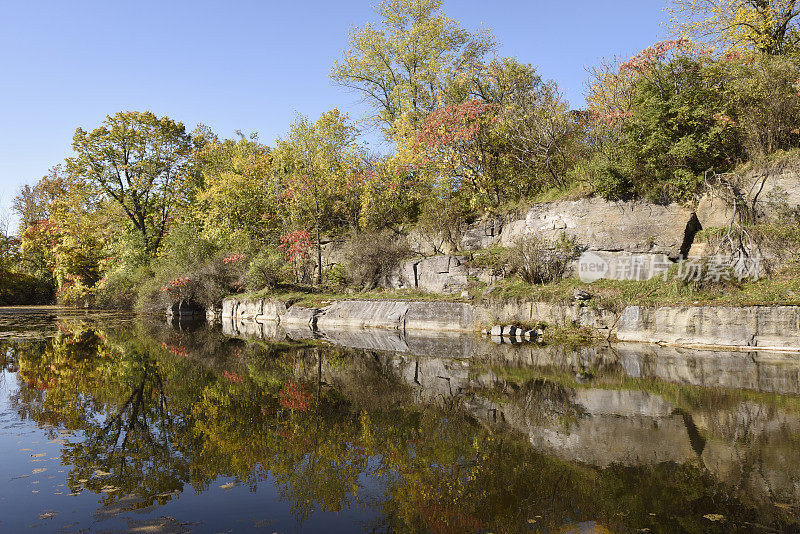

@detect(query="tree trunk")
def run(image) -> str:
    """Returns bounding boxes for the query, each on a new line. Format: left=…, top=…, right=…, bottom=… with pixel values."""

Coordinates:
left=316, top=226, right=323, bottom=286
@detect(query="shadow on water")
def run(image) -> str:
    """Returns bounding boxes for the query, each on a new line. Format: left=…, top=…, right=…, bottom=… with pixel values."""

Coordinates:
left=2, top=309, right=800, bottom=532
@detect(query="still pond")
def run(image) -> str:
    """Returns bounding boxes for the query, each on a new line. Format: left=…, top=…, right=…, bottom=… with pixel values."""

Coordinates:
left=1, top=307, right=800, bottom=532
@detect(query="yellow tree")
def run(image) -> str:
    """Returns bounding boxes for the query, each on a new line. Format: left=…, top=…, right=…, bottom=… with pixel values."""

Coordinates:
left=331, top=0, right=494, bottom=138
left=669, top=0, right=800, bottom=54
left=192, top=134, right=277, bottom=250
left=273, top=109, right=361, bottom=284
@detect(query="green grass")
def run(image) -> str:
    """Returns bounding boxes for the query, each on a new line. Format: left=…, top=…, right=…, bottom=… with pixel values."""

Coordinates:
left=236, top=285, right=470, bottom=308
left=478, top=260, right=800, bottom=311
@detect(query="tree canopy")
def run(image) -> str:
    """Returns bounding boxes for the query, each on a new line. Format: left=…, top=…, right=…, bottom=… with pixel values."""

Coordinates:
left=67, top=111, right=192, bottom=255
left=669, top=0, right=800, bottom=54
left=331, top=0, right=494, bottom=138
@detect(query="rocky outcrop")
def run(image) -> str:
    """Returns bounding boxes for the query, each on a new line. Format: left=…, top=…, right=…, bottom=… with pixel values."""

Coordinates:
left=388, top=254, right=494, bottom=294
left=221, top=296, right=800, bottom=351
left=498, top=198, right=698, bottom=257
left=616, top=305, right=800, bottom=349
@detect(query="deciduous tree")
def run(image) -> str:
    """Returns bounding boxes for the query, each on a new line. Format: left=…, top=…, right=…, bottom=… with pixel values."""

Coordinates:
left=669, top=0, right=800, bottom=54
left=67, top=111, right=192, bottom=256
left=273, top=109, right=360, bottom=284
left=331, top=0, right=494, bottom=138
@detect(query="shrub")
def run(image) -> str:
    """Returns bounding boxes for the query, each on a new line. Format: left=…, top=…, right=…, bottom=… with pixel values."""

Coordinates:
left=345, top=231, right=412, bottom=290
left=326, top=264, right=348, bottom=290
left=508, top=234, right=582, bottom=284
left=0, top=272, right=54, bottom=305
left=246, top=248, right=290, bottom=291
left=133, top=252, right=249, bottom=313
left=724, top=54, right=800, bottom=157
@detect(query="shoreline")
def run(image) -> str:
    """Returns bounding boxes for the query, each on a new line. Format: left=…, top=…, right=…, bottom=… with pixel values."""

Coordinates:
left=220, top=296, right=800, bottom=353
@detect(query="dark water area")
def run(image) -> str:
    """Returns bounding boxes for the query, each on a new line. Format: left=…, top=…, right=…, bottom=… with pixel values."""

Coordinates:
left=2, top=309, right=800, bottom=532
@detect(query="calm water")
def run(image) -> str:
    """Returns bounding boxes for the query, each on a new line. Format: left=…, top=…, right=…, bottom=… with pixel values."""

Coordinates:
left=2, top=308, right=800, bottom=532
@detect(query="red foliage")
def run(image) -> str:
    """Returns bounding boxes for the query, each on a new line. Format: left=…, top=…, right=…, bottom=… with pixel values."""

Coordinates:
left=619, top=39, right=692, bottom=76
left=160, top=342, right=189, bottom=358
left=223, top=370, right=243, bottom=383
left=161, top=276, right=190, bottom=293
left=279, top=230, right=312, bottom=263
left=416, top=99, right=498, bottom=152
left=223, top=253, right=246, bottom=264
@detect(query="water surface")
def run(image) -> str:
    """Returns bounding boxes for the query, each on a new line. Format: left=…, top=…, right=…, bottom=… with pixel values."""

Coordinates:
left=1, top=308, right=800, bottom=532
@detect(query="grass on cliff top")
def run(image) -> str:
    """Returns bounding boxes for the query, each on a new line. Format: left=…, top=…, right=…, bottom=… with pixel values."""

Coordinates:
left=235, top=259, right=800, bottom=311
left=481, top=261, right=800, bottom=311
left=240, top=285, right=470, bottom=308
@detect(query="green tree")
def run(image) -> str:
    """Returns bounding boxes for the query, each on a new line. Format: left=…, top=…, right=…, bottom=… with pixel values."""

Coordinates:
left=67, top=111, right=193, bottom=256
left=331, top=0, right=494, bottom=138
left=589, top=55, right=745, bottom=202
left=669, top=0, right=800, bottom=55
left=273, top=109, right=360, bottom=284
left=192, top=134, right=277, bottom=251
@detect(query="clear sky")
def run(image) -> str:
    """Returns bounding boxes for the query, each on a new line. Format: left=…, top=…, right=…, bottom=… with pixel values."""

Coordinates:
left=0, top=0, right=670, bottom=230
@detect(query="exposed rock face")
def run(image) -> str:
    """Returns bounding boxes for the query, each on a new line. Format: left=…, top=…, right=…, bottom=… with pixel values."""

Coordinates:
left=694, top=193, right=735, bottom=229
left=749, top=166, right=800, bottom=219
left=388, top=254, right=494, bottom=294
left=414, top=255, right=469, bottom=293
left=459, top=217, right=503, bottom=251
left=316, top=300, right=408, bottom=330
left=574, top=251, right=673, bottom=281
left=616, top=305, right=800, bottom=349
left=499, top=198, right=698, bottom=258
left=221, top=296, right=800, bottom=351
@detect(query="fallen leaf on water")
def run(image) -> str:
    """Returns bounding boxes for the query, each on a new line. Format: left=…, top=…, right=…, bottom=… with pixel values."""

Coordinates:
left=31, top=453, right=45, bottom=458
left=20, top=448, right=32, bottom=452
left=220, top=483, right=234, bottom=490
left=93, top=470, right=111, bottom=477
left=38, top=511, right=58, bottom=520
left=704, top=514, right=725, bottom=522
left=100, top=485, right=119, bottom=493
left=31, top=490, right=39, bottom=493
left=32, top=468, right=46, bottom=475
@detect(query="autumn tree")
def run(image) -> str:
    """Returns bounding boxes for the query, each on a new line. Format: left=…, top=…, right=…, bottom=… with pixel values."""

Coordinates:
left=192, top=133, right=277, bottom=250
left=273, top=109, right=361, bottom=284
left=413, top=99, right=507, bottom=208
left=67, top=111, right=193, bottom=256
left=331, top=0, right=494, bottom=138
left=453, top=58, right=580, bottom=192
left=669, top=0, right=800, bottom=54
left=12, top=165, right=69, bottom=234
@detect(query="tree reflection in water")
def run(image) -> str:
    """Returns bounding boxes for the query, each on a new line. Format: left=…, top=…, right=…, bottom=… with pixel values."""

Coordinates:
left=3, top=317, right=800, bottom=532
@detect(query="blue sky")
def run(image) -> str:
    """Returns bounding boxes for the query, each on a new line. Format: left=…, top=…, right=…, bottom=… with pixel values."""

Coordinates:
left=0, top=0, right=669, bottom=230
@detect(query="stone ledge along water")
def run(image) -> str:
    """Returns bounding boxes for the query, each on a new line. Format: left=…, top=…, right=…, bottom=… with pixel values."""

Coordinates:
left=221, top=296, right=800, bottom=352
